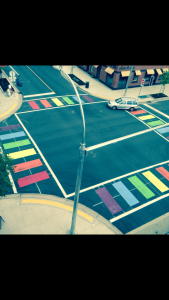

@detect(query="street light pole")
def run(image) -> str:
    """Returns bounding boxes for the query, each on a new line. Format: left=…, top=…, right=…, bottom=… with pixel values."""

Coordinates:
left=123, top=66, right=134, bottom=96
left=59, top=67, right=86, bottom=235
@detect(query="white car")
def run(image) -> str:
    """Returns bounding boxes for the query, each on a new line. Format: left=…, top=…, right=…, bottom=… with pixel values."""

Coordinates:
left=107, top=97, right=139, bottom=111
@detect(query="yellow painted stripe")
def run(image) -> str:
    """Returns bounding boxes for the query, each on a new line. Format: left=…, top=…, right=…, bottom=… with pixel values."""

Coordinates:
left=26, top=66, right=54, bottom=93
left=51, top=98, right=64, bottom=106
left=7, top=148, right=36, bottom=159
left=142, top=171, right=169, bottom=192
left=0, top=103, right=17, bottom=118
left=22, top=199, right=94, bottom=222
left=138, top=115, right=155, bottom=120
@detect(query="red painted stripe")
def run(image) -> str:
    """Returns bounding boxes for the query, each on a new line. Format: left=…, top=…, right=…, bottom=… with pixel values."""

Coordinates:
left=28, top=101, right=40, bottom=110
left=13, top=159, right=43, bottom=173
left=130, top=110, right=147, bottom=115
left=156, top=167, right=169, bottom=180
left=18, top=171, right=50, bottom=187
left=40, top=99, right=52, bottom=108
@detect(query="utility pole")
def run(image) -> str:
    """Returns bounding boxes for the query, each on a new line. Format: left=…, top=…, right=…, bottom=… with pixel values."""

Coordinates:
left=123, top=66, right=134, bottom=96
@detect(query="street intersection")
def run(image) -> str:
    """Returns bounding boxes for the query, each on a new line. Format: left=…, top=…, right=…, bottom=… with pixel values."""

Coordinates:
left=1, top=65, right=169, bottom=233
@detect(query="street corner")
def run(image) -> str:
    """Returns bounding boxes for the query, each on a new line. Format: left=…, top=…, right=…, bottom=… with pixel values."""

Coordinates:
left=0, top=92, right=23, bottom=122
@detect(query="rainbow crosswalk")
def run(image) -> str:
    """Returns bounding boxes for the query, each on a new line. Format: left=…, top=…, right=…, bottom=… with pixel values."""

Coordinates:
left=130, top=109, right=166, bottom=127
left=94, top=163, right=169, bottom=218
left=23, top=94, right=96, bottom=112
left=0, top=123, right=50, bottom=189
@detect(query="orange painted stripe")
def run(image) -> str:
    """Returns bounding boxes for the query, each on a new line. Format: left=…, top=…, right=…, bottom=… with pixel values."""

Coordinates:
left=40, top=99, right=52, bottom=108
left=156, top=167, right=169, bottom=181
left=13, top=159, right=43, bottom=173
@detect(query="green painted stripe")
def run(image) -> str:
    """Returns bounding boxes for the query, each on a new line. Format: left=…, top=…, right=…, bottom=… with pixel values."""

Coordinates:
left=62, top=97, right=74, bottom=105
left=147, top=120, right=165, bottom=127
left=3, top=139, right=31, bottom=150
left=128, top=175, right=155, bottom=199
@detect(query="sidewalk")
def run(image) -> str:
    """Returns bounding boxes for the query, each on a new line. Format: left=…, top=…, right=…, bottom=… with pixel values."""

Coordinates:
left=53, top=65, right=169, bottom=103
left=0, top=70, right=22, bottom=122
left=0, top=194, right=122, bottom=234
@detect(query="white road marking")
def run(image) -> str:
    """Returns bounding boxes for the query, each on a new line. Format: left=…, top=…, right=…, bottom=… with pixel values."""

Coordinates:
left=139, top=105, right=168, bottom=123
left=109, top=192, right=169, bottom=223
left=23, top=92, right=55, bottom=98
left=22, top=94, right=87, bottom=102
left=66, top=159, right=169, bottom=198
left=9, top=65, right=19, bottom=76
left=16, top=100, right=107, bottom=114
left=143, top=103, right=169, bottom=119
left=14, top=114, right=67, bottom=198
left=86, top=122, right=169, bottom=151
left=93, top=201, right=103, bottom=207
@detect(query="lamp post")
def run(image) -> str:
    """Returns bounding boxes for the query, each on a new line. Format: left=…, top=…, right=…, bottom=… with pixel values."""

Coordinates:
left=123, top=66, right=134, bottom=96
left=59, top=67, right=86, bottom=235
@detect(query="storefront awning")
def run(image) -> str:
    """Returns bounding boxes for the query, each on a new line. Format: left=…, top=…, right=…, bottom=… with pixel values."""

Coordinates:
left=162, top=68, right=169, bottom=72
left=121, top=71, right=130, bottom=77
left=105, top=67, right=114, bottom=75
left=147, top=69, right=155, bottom=75
left=135, top=70, right=141, bottom=75
left=93, top=65, right=99, bottom=68
left=156, top=69, right=162, bottom=75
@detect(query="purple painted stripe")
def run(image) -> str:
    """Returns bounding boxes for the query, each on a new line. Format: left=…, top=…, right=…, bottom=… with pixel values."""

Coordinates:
left=82, top=95, right=94, bottom=102
left=0, top=124, right=21, bottom=132
left=95, top=187, right=122, bottom=215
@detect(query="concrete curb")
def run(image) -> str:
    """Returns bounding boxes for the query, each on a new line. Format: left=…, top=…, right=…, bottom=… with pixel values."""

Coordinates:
left=1, top=193, right=123, bottom=234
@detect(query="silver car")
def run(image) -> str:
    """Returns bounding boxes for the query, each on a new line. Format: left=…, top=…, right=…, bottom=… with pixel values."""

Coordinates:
left=107, top=97, right=139, bottom=111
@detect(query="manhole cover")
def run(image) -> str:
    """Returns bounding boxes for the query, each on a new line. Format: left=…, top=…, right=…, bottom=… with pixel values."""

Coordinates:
left=138, top=95, right=150, bottom=99
left=149, top=93, right=168, bottom=99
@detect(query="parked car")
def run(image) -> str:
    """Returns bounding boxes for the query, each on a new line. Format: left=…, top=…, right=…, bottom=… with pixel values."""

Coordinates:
left=107, top=97, right=139, bottom=111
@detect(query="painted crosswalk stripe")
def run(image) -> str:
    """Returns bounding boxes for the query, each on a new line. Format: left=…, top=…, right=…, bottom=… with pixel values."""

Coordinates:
left=95, top=187, right=122, bottom=214
left=62, top=97, right=74, bottom=105
left=72, top=96, right=85, bottom=103
left=147, top=120, right=165, bottom=127
left=0, top=131, right=26, bottom=141
left=138, top=115, right=155, bottom=120
left=7, top=148, right=36, bottom=160
left=28, top=101, right=40, bottom=110
left=156, top=167, right=169, bottom=181
left=112, top=181, right=139, bottom=206
left=0, top=124, right=21, bottom=132
left=51, top=98, right=64, bottom=106
left=13, top=159, right=43, bottom=173
left=17, top=170, right=50, bottom=188
left=128, top=175, right=155, bottom=199
left=40, top=99, right=52, bottom=108
left=130, top=110, right=147, bottom=115
left=156, top=126, right=169, bottom=134
left=142, top=171, right=169, bottom=192
left=82, top=95, right=94, bottom=102
left=3, top=139, right=31, bottom=150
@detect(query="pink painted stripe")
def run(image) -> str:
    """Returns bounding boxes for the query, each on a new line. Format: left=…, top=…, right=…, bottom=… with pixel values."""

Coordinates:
left=82, top=95, right=94, bottom=102
left=28, top=101, right=40, bottom=110
left=40, top=99, right=52, bottom=108
left=95, top=187, right=122, bottom=215
left=130, top=110, right=147, bottom=115
left=156, top=167, right=169, bottom=180
left=17, top=171, right=50, bottom=187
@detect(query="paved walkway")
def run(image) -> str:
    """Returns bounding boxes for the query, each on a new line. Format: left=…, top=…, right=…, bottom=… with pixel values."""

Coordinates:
left=53, top=65, right=169, bottom=103
left=0, top=194, right=122, bottom=234
left=1, top=66, right=169, bottom=234
left=0, top=70, right=22, bottom=122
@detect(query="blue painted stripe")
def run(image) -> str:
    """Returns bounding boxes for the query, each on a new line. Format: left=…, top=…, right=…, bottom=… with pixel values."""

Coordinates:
left=0, top=131, right=26, bottom=141
left=72, top=96, right=85, bottom=103
left=112, top=181, right=139, bottom=206
left=156, top=126, right=169, bottom=134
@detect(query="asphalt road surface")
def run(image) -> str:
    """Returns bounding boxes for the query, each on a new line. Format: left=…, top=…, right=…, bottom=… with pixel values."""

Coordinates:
left=2, top=66, right=169, bottom=233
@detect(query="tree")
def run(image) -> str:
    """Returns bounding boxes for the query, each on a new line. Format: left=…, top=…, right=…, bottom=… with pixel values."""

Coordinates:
left=159, top=69, right=169, bottom=93
left=0, top=144, right=16, bottom=197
